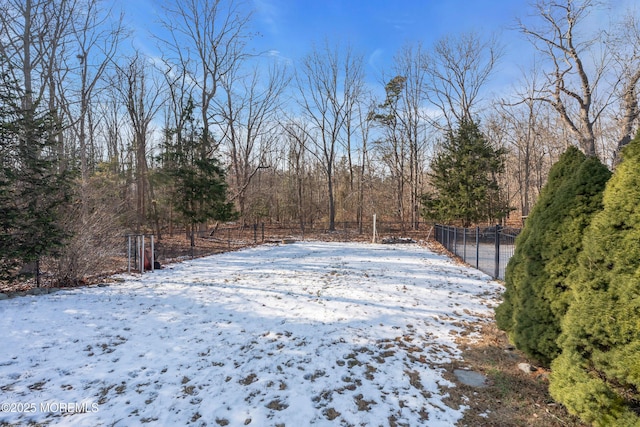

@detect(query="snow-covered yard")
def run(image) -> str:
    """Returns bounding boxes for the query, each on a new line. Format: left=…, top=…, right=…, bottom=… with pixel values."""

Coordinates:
left=0, top=241, right=502, bottom=426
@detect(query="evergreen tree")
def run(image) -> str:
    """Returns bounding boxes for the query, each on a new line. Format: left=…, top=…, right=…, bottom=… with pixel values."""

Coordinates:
left=167, top=155, right=237, bottom=246
left=421, top=119, right=508, bottom=226
left=550, top=133, right=640, bottom=426
left=0, top=65, right=72, bottom=281
left=495, top=146, right=611, bottom=365
left=160, top=101, right=236, bottom=246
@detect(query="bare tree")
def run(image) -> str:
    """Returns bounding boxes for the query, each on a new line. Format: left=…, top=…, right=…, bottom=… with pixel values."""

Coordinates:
left=281, top=120, right=311, bottom=234
left=499, top=64, right=556, bottom=218
left=0, top=0, right=38, bottom=109
left=0, top=0, right=127, bottom=172
left=113, top=53, right=164, bottom=233
left=296, top=42, right=364, bottom=231
left=218, top=60, right=289, bottom=219
left=161, top=59, right=195, bottom=149
left=370, top=44, right=431, bottom=230
left=0, top=0, right=80, bottom=117
left=340, top=49, right=365, bottom=195
left=40, top=0, right=76, bottom=167
left=423, top=31, right=502, bottom=130
left=608, top=11, right=640, bottom=155
left=61, top=0, right=123, bottom=183
left=355, top=96, right=374, bottom=233
left=393, top=43, right=430, bottom=229
left=98, top=86, right=128, bottom=172
left=158, top=0, right=252, bottom=157
left=370, top=75, right=408, bottom=227
left=517, top=0, right=614, bottom=158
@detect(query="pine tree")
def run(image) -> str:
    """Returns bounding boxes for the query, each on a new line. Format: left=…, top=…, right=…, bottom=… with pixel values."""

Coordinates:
left=160, top=102, right=236, bottom=246
left=0, top=65, right=72, bottom=281
left=421, top=119, right=509, bottom=226
left=549, top=133, right=640, bottom=426
left=168, top=156, right=237, bottom=245
left=495, top=146, right=611, bottom=365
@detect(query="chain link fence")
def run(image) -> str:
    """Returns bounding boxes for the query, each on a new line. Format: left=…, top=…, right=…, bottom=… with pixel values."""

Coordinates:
left=433, top=224, right=521, bottom=280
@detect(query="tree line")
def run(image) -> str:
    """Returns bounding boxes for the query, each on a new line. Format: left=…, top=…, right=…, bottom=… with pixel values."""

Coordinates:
left=1, top=0, right=639, bottom=285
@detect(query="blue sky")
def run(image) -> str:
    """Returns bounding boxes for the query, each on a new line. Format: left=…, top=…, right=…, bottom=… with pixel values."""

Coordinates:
left=114, top=0, right=636, bottom=97
left=117, top=0, right=530, bottom=75
left=251, top=0, right=529, bottom=70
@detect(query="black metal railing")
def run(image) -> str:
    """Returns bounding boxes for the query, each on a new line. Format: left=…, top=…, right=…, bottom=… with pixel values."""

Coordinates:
left=433, top=224, right=520, bottom=280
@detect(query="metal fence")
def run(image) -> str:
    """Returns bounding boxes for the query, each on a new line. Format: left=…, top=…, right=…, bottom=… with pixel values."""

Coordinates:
left=433, top=224, right=521, bottom=280
left=154, top=221, right=433, bottom=261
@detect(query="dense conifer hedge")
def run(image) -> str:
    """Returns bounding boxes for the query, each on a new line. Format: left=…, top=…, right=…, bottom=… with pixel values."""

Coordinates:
left=550, top=135, right=640, bottom=426
left=495, top=146, right=611, bottom=366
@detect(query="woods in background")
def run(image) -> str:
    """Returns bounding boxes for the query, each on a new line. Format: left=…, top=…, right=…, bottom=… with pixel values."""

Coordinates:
left=2, top=1, right=640, bottom=424
left=1, top=0, right=639, bottom=285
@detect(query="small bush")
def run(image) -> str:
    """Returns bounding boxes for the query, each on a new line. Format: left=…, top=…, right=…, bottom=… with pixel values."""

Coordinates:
left=52, top=170, right=128, bottom=285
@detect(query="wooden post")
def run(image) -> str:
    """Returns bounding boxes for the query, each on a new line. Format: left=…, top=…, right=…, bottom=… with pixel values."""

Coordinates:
left=150, top=235, right=155, bottom=272
left=372, top=214, right=377, bottom=243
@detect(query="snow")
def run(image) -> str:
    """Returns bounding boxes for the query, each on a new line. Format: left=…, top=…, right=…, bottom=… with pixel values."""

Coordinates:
left=0, top=241, right=502, bottom=426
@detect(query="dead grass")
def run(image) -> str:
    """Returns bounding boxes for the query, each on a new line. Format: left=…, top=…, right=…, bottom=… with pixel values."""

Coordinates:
left=423, top=239, right=586, bottom=425
left=442, top=320, right=586, bottom=426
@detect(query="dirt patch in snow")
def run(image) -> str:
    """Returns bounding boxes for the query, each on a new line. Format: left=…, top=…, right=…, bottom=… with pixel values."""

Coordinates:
left=442, top=320, right=587, bottom=426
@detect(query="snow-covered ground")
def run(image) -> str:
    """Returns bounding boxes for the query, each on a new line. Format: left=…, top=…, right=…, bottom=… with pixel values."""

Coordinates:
left=0, top=241, right=502, bottom=426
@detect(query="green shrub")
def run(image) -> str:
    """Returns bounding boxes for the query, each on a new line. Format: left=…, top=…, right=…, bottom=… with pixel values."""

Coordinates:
left=550, top=135, right=640, bottom=426
left=495, top=146, right=611, bottom=366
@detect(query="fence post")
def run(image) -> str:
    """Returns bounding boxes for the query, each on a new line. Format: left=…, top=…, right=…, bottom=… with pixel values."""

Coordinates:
left=494, top=225, right=502, bottom=279
left=445, top=226, right=449, bottom=250
left=140, top=235, right=145, bottom=274
left=151, top=235, right=155, bottom=272
left=463, top=227, right=467, bottom=263
left=254, top=223, right=257, bottom=243
left=453, top=227, right=457, bottom=256
left=36, top=259, right=40, bottom=288
left=475, top=226, right=480, bottom=269
left=444, top=226, right=447, bottom=248
left=450, top=226, right=454, bottom=251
